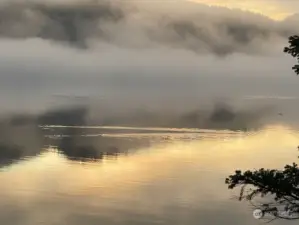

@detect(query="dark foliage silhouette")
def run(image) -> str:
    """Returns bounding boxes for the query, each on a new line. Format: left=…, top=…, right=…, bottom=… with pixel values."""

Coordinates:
left=225, top=164, right=299, bottom=220
left=226, top=35, right=299, bottom=221
left=284, top=35, right=299, bottom=75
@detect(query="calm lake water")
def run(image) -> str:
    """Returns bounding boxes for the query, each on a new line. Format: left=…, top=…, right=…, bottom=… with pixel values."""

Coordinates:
left=0, top=125, right=298, bottom=225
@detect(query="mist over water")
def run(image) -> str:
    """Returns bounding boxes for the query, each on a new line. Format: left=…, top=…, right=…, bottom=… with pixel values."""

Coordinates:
left=0, top=0, right=297, bottom=114
left=0, top=0, right=298, bottom=224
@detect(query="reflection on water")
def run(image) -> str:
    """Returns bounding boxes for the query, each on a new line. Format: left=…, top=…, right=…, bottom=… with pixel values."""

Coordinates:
left=0, top=125, right=298, bottom=224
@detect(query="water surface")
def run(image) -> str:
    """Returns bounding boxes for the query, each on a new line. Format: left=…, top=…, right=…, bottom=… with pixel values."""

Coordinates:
left=0, top=125, right=298, bottom=225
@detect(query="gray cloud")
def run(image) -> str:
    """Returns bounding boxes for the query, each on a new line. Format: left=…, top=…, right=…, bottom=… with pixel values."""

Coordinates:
left=148, top=6, right=298, bottom=56
left=0, top=1, right=124, bottom=47
left=0, top=1, right=296, bottom=55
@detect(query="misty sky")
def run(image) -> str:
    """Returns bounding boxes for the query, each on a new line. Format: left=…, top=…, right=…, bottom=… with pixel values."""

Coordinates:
left=0, top=0, right=298, bottom=114
left=194, top=0, right=299, bottom=20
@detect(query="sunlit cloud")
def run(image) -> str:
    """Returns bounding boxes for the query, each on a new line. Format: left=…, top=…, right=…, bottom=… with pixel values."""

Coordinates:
left=190, top=0, right=298, bottom=20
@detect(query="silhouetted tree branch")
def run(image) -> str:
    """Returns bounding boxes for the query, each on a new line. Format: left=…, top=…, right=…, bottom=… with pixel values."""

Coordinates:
left=225, top=164, right=299, bottom=220
left=225, top=36, right=299, bottom=221
left=284, top=35, right=299, bottom=75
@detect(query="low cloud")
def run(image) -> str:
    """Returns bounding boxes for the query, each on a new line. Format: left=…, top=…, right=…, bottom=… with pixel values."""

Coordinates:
left=0, top=0, right=296, bottom=56
left=0, top=0, right=124, bottom=47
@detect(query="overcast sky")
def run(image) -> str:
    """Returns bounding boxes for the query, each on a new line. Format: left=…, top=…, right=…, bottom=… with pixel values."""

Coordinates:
left=0, top=0, right=298, bottom=114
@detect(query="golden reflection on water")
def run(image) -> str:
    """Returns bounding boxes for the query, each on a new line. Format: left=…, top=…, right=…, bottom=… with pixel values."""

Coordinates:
left=0, top=125, right=298, bottom=225
left=1, top=125, right=298, bottom=193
